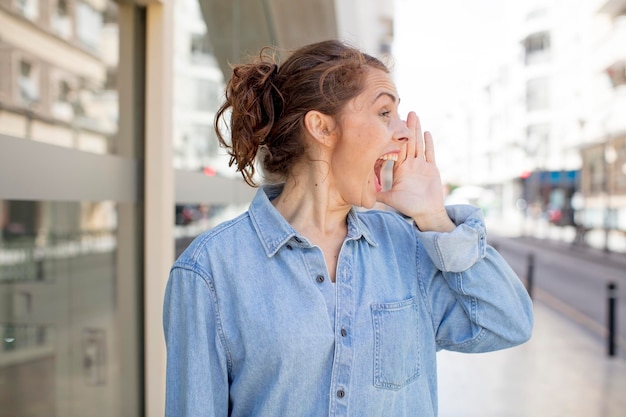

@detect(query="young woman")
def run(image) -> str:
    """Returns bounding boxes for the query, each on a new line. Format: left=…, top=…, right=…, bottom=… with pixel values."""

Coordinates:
left=163, top=40, right=533, bottom=417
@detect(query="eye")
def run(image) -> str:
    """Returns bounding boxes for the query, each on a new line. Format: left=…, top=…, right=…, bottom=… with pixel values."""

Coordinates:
left=380, top=110, right=391, bottom=118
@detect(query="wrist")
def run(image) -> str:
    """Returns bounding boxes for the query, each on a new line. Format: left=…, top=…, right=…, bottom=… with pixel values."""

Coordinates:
left=412, top=209, right=456, bottom=232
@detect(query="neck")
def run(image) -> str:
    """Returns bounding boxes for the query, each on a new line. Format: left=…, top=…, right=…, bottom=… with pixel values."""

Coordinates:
left=272, top=163, right=349, bottom=238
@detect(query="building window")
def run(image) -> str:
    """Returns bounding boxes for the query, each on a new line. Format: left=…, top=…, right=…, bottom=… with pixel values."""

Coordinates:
left=18, top=59, right=39, bottom=105
left=58, top=80, right=71, bottom=102
left=190, top=33, right=212, bottom=64
left=523, top=31, right=550, bottom=65
left=51, top=0, right=73, bottom=39
left=76, top=1, right=103, bottom=51
left=57, top=0, right=68, bottom=15
left=526, top=77, right=550, bottom=111
left=14, top=0, right=39, bottom=20
left=51, top=76, right=75, bottom=121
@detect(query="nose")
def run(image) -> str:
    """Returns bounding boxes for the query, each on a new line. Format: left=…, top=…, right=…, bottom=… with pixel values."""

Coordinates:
left=392, top=118, right=411, bottom=143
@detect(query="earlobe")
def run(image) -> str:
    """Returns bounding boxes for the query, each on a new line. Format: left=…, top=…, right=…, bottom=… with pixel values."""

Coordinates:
left=304, top=110, right=336, bottom=146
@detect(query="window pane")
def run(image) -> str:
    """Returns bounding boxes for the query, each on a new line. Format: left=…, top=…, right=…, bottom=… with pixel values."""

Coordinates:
left=0, top=200, right=120, bottom=416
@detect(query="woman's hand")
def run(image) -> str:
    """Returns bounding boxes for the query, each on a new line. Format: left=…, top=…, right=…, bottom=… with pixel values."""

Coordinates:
left=376, top=112, right=455, bottom=232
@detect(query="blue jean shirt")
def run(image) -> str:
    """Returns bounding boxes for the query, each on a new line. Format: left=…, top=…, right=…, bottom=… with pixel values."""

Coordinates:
left=163, top=184, right=533, bottom=417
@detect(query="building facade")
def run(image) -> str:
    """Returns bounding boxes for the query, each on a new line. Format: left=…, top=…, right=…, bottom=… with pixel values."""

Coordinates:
left=447, top=0, right=626, bottom=249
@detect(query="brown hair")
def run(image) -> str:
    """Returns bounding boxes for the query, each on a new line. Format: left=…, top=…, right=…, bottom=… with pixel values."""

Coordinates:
left=214, top=39, right=388, bottom=186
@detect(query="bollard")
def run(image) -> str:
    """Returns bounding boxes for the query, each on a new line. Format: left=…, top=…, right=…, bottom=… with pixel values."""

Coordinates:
left=607, top=282, right=617, bottom=357
left=526, top=253, right=534, bottom=299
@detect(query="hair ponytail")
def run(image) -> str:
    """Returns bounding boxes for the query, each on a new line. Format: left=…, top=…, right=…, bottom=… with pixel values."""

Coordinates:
left=215, top=56, right=282, bottom=186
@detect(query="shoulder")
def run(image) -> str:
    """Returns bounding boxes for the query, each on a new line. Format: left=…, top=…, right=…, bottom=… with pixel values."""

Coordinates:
left=173, top=211, right=255, bottom=272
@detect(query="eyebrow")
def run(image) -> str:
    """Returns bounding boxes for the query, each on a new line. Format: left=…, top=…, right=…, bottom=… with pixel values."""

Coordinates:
left=373, top=91, right=400, bottom=104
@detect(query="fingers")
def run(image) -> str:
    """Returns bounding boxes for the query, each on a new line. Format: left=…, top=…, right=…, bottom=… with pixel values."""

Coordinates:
left=424, top=131, right=435, bottom=163
left=406, top=112, right=430, bottom=160
left=404, top=112, right=417, bottom=160
left=411, top=113, right=425, bottom=159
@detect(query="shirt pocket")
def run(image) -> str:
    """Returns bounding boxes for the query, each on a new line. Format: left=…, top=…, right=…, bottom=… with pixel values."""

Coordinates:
left=371, top=297, right=420, bottom=390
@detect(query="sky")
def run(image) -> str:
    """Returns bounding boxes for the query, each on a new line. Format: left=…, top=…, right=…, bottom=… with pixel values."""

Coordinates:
left=392, top=0, right=527, bottom=128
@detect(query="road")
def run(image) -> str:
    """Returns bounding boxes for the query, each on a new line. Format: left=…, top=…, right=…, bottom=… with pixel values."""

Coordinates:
left=490, top=234, right=626, bottom=353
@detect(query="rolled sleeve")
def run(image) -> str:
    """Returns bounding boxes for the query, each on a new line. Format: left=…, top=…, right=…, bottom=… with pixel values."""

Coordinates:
left=414, top=205, right=487, bottom=272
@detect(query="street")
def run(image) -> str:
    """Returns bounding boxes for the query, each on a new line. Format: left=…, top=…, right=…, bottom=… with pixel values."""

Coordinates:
left=490, top=233, right=626, bottom=354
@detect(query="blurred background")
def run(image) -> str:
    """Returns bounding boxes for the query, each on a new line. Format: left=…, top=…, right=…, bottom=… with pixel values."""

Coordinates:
left=0, top=0, right=624, bottom=416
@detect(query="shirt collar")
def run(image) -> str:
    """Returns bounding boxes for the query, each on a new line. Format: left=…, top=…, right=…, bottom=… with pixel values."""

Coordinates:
left=249, top=184, right=378, bottom=257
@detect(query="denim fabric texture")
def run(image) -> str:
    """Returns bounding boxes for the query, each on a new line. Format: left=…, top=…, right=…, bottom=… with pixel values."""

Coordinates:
left=163, top=184, right=534, bottom=417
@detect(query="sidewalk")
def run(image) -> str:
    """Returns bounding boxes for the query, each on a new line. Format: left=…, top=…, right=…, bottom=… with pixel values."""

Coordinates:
left=437, top=301, right=626, bottom=417
left=434, top=212, right=626, bottom=417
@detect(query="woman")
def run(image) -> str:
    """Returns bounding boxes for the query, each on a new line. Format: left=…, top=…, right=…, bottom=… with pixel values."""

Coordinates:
left=163, top=40, right=533, bottom=417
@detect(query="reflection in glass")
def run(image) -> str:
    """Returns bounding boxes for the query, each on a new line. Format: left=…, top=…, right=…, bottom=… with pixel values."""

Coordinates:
left=0, top=200, right=119, bottom=417
left=0, top=0, right=119, bottom=154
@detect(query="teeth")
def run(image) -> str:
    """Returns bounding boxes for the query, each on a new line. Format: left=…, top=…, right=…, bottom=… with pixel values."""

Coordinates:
left=379, top=153, right=398, bottom=161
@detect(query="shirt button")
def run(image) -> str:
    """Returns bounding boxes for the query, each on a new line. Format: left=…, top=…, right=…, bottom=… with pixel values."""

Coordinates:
left=316, top=275, right=325, bottom=283
left=340, top=328, right=347, bottom=337
left=286, top=244, right=293, bottom=250
left=337, top=389, right=345, bottom=398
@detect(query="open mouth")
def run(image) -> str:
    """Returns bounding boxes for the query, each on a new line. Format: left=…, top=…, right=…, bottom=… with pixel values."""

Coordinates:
left=374, top=153, right=398, bottom=192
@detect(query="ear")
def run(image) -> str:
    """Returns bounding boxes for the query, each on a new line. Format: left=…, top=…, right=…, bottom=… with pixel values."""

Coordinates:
left=304, top=110, right=337, bottom=147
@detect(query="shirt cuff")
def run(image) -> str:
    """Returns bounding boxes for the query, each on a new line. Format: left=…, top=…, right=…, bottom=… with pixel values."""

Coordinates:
left=414, top=205, right=487, bottom=272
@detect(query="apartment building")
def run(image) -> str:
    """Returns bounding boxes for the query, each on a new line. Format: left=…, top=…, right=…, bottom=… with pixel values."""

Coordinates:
left=453, top=0, right=626, bottom=248
left=0, top=0, right=395, bottom=416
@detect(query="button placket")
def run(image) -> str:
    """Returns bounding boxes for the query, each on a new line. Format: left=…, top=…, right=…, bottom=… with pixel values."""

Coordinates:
left=329, top=241, right=354, bottom=416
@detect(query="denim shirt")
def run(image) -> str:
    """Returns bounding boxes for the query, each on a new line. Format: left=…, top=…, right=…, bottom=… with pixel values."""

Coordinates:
left=163, top=185, right=533, bottom=417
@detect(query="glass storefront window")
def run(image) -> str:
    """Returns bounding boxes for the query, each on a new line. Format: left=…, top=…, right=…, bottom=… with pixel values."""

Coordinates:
left=0, top=199, right=119, bottom=416
left=172, top=0, right=250, bottom=254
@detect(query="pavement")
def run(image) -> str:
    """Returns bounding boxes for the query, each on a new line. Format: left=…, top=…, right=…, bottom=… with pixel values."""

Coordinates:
left=435, top=214, right=626, bottom=417
left=437, top=302, right=626, bottom=417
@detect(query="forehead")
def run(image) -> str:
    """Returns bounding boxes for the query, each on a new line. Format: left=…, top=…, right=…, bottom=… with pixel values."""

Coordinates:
left=351, top=68, right=399, bottom=107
